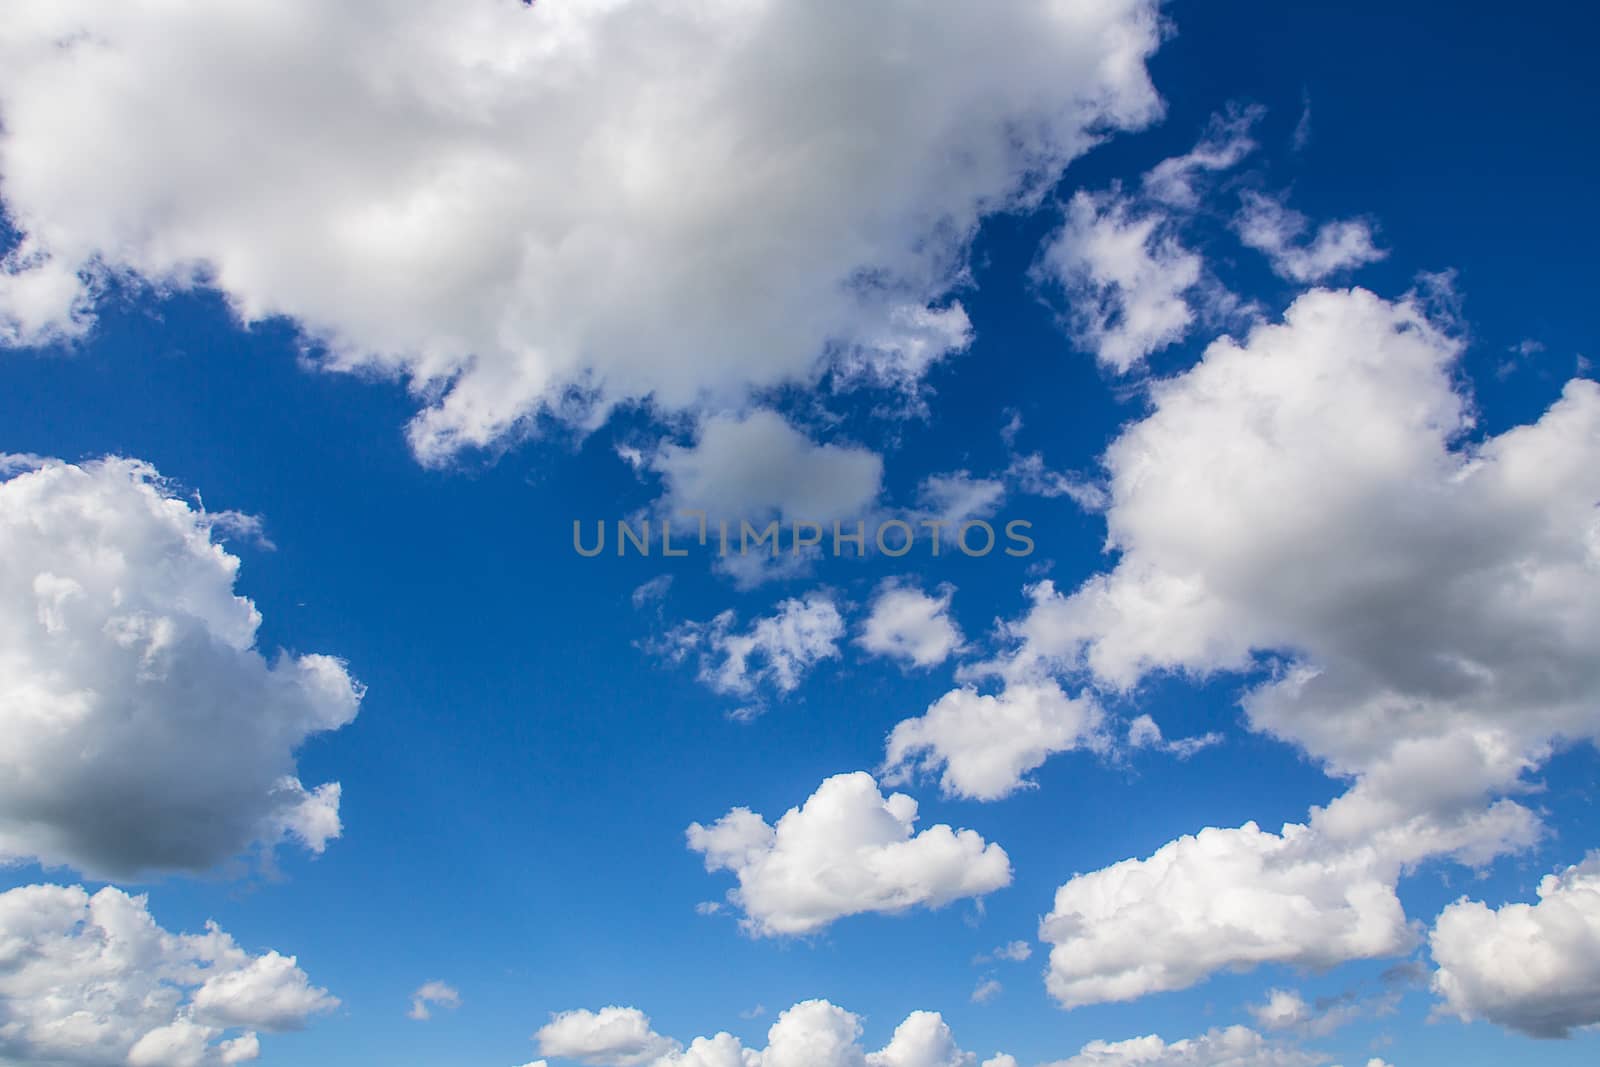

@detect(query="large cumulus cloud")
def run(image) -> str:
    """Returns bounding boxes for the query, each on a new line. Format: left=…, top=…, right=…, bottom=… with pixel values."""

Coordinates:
left=0, top=0, right=1164, bottom=462
left=955, top=287, right=1600, bottom=1008
left=1430, top=851, right=1600, bottom=1039
left=0, top=456, right=362, bottom=878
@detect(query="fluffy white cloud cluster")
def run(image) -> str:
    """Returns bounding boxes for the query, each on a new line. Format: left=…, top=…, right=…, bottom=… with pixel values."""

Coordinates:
left=1034, top=108, right=1258, bottom=371
left=0, top=456, right=362, bottom=877
left=882, top=681, right=1104, bottom=801
left=535, top=1000, right=1014, bottom=1067
left=1036, top=190, right=1205, bottom=372
left=1014, top=285, right=1600, bottom=816
left=962, top=287, right=1600, bottom=1008
left=858, top=581, right=964, bottom=669
left=664, top=592, right=845, bottom=703
left=1041, top=822, right=1412, bottom=1008
left=1234, top=192, right=1386, bottom=283
left=1430, top=850, right=1600, bottom=1038
left=535, top=1006, right=679, bottom=1067
left=1043, top=1026, right=1321, bottom=1067
left=686, top=772, right=1010, bottom=937
left=0, top=0, right=1164, bottom=462
left=0, top=883, right=336, bottom=1067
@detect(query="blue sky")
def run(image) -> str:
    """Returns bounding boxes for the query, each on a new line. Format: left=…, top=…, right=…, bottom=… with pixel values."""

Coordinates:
left=1, top=3, right=1598, bottom=1066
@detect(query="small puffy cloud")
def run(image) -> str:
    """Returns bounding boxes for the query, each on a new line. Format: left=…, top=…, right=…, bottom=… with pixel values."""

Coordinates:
left=1235, top=193, right=1386, bottom=282
left=883, top=681, right=1103, bottom=801
left=1248, top=987, right=1387, bottom=1040
left=0, top=883, right=336, bottom=1066
left=662, top=592, right=844, bottom=703
left=1249, top=990, right=1312, bottom=1031
left=1430, top=850, right=1600, bottom=1038
left=868, top=1010, right=981, bottom=1067
left=1035, top=189, right=1205, bottom=372
left=0, top=0, right=1163, bottom=460
left=1040, top=822, right=1413, bottom=1008
left=0, top=456, right=362, bottom=878
left=971, top=979, right=1003, bottom=1005
left=686, top=772, right=1011, bottom=937
left=1043, top=1026, right=1322, bottom=1067
left=408, top=980, right=461, bottom=1022
left=1126, top=715, right=1222, bottom=759
left=535, top=1006, right=679, bottom=1067
left=652, top=410, right=883, bottom=527
left=859, top=581, right=964, bottom=668
left=974, top=940, right=1033, bottom=964
left=535, top=1000, right=1005, bottom=1067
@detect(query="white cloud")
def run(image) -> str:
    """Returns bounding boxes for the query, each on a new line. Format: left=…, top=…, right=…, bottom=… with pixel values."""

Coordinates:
left=974, top=940, right=1033, bottom=965
left=1035, top=189, right=1205, bottom=372
left=1043, top=1026, right=1322, bottom=1067
left=535, top=1006, right=680, bottom=1067
left=971, top=979, right=1003, bottom=1005
left=0, top=883, right=336, bottom=1067
left=859, top=581, right=963, bottom=669
left=1125, top=714, right=1222, bottom=759
left=914, top=472, right=1008, bottom=529
left=205, top=510, right=276, bottom=551
left=663, top=592, right=845, bottom=702
left=1249, top=990, right=1312, bottom=1032
left=1006, top=452, right=1109, bottom=512
left=1430, top=850, right=1600, bottom=1038
left=982, top=289, right=1600, bottom=808
left=535, top=1000, right=1010, bottom=1067
left=1040, top=821, right=1414, bottom=1009
left=408, top=980, right=462, bottom=1022
left=972, top=286, right=1600, bottom=1006
left=1248, top=985, right=1396, bottom=1041
left=869, top=1010, right=984, bottom=1067
left=631, top=575, right=674, bottom=609
left=686, top=772, right=1010, bottom=937
left=0, top=0, right=1163, bottom=462
left=1142, top=106, right=1262, bottom=210
left=652, top=410, right=884, bottom=528
left=1235, top=193, right=1386, bottom=282
left=883, top=681, right=1104, bottom=802
left=0, top=456, right=362, bottom=878
left=1035, top=108, right=1259, bottom=372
